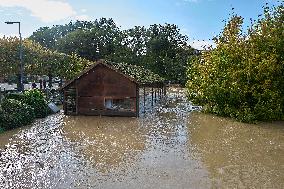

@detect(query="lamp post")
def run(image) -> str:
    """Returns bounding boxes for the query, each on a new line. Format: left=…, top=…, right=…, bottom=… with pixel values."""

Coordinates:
left=5, top=21, right=23, bottom=92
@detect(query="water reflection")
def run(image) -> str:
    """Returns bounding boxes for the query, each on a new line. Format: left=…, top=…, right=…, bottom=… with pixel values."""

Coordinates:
left=188, top=113, right=284, bottom=188
left=0, top=88, right=211, bottom=188
left=0, top=115, right=68, bottom=188
left=2, top=88, right=282, bottom=188
left=0, top=89, right=284, bottom=189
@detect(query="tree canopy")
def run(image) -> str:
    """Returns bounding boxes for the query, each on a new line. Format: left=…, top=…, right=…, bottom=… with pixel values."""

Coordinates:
left=107, top=61, right=164, bottom=85
left=0, top=36, right=92, bottom=80
left=186, top=4, right=284, bottom=123
left=29, top=18, right=194, bottom=85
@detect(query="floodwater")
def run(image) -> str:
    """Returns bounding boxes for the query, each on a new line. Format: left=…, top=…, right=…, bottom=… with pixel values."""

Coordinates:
left=188, top=113, right=284, bottom=188
left=0, top=88, right=283, bottom=188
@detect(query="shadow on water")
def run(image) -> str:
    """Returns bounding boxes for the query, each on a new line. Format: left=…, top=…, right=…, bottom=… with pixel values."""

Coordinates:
left=0, top=87, right=283, bottom=188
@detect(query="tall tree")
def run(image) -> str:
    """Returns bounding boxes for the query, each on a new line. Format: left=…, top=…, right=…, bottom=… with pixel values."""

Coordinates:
left=30, top=19, right=194, bottom=85
left=0, top=37, right=91, bottom=81
left=186, top=4, right=284, bottom=122
left=144, top=24, right=193, bottom=84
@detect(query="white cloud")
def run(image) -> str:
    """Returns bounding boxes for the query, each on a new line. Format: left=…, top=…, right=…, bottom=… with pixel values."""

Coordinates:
left=189, top=40, right=215, bottom=50
left=80, top=8, right=87, bottom=13
left=0, top=0, right=77, bottom=22
left=183, top=0, right=198, bottom=3
left=176, top=0, right=198, bottom=7
left=75, top=14, right=91, bottom=21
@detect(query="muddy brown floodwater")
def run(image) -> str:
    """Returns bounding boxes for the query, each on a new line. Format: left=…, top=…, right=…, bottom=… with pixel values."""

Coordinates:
left=0, top=88, right=283, bottom=189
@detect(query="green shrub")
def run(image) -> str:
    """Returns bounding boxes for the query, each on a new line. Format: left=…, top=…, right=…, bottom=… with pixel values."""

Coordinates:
left=23, top=89, right=50, bottom=118
left=5, top=89, right=51, bottom=118
left=0, top=99, right=35, bottom=130
left=0, top=89, right=51, bottom=131
left=6, top=93, right=25, bottom=101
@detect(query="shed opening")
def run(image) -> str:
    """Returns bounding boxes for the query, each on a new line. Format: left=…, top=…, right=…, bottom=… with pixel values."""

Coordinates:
left=104, top=97, right=135, bottom=112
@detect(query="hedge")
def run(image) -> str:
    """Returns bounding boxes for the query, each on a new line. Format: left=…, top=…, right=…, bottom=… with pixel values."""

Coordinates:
left=0, top=89, right=51, bottom=131
left=0, top=99, right=35, bottom=130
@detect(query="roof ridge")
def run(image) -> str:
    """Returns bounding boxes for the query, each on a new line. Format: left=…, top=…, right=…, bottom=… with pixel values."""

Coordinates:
left=61, top=59, right=165, bottom=89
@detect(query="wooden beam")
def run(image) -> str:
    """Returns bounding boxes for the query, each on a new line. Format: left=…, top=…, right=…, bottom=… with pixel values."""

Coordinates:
left=154, top=88, right=157, bottom=103
left=151, top=87, right=154, bottom=106
left=63, top=90, right=67, bottom=115
left=143, top=87, right=146, bottom=112
left=136, top=86, right=139, bottom=117
left=75, top=81, right=79, bottom=115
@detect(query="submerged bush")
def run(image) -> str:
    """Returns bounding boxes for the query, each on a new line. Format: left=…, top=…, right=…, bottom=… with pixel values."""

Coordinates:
left=187, top=4, right=284, bottom=123
left=0, top=89, right=51, bottom=131
left=6, top=89, right=50, bottom=118
left=24, top=89, right=50, bottom=118
left=6, top=93, right=25, bottom=101
left=0, top=99, right=35, bottom=130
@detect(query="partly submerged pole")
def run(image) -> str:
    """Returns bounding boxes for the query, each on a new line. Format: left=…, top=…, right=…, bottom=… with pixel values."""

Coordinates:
left=143, top=87, right=146, bottom=112
left=151, top=87, right=154, bottom=106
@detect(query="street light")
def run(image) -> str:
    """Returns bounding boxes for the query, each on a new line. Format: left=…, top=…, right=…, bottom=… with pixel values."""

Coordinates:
left=5, top=21, right=24, bottom=92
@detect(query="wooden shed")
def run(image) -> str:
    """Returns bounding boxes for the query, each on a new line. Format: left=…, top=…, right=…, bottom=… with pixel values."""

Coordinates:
left=62, top=60, right=165, bottom=117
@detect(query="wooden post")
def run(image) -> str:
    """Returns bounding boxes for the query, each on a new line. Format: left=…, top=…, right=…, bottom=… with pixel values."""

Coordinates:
left=136, top=86, right=139, bottom=117
left=151, top=87, right=154, bottom=106
left=154, top=88, right=157, bottom=103
left=143, top=87, right=146, bottom=112
left=63, top=90, right=67, bottom=115
left=75, top=81, right=79, bottom=115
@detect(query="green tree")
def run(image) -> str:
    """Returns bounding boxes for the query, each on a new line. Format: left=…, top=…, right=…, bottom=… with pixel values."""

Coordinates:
left=29, top=20, right=96, bottom=49
left=55, top=19, right=123, bottom=61
left=0, top=37, right=92, bottom=81
left=187, top=4, right=284, bottom=123
left=144, top=24, right=194, bottom=85
left=29, top=19, right=195, bottom=85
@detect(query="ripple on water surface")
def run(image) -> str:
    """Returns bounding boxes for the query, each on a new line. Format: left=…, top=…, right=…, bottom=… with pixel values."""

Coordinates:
left=188, top=112, right=284, bottom=188
left=0, top=87, right=283, bottom=188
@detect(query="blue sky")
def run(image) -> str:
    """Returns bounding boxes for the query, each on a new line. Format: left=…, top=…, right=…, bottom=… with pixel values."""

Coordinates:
left=0, top=0, right=281, bottom=49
